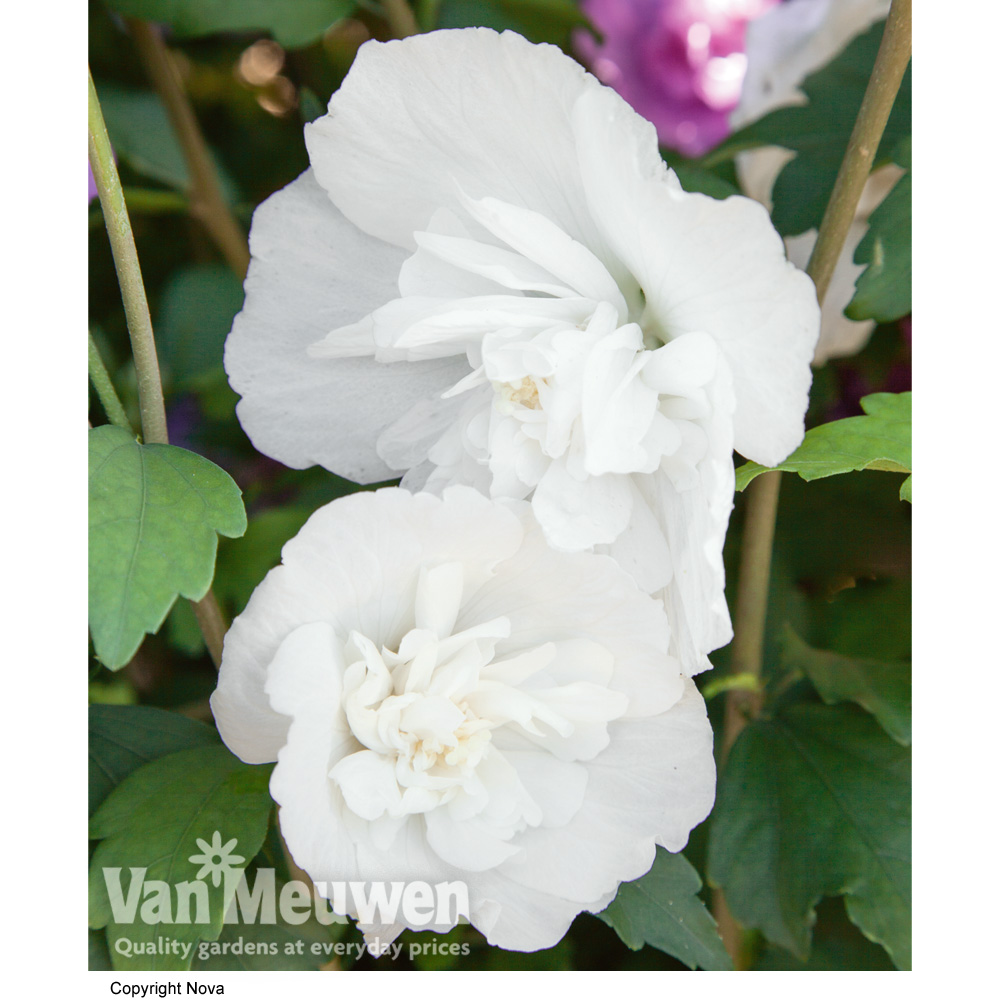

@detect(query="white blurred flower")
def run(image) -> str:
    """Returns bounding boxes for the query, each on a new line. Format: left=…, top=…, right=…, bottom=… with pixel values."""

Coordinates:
left=731, top=0, right=901, bottom=363
left=226, top=28, right=819, bottom=674
left=210, top=486, right=716, bottom=951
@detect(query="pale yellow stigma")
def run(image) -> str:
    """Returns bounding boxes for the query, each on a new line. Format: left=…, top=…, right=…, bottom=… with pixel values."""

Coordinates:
left=499, top=377, right=542, bottom=410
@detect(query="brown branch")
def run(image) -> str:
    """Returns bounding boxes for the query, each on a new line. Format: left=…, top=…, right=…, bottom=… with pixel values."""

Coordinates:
left=127, top=19, right=250, bottom=279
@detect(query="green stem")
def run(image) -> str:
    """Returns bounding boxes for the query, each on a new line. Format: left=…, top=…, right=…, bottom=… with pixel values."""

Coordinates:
left=126, top=19, right=250, bottom=279
left=89, top=69, right=169, bottom=446
left=123, top=187, right=190, bottom=216
left=88, top=331, right=133, bottom=433
left=720, top=470, right=781, bottom=760
left=806, top=0, right=912, bottom=303
left=89, top=68, right=231, bottom=670
left=713, top=0, right=911, bottom=967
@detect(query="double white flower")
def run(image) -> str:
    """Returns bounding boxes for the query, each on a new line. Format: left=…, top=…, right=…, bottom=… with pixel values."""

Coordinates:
left=225, top=28, right=820, bottom=678
left=211, top=487, right=715, bottom=950
left=216, top=28, right=821, bottom=952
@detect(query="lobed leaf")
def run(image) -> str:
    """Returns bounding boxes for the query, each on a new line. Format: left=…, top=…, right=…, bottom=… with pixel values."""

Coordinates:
left=780, top=626, right=910, bottom=745
left=707, top=703, right=911, bottom=968
left=752, top=897, right=894, bottom=970
left=89, top=425, right=247, bottom=669
left=89, top=746, right=274, bottom=971
left=598, top=849, right=732, bottom=971
left=89, top=704, right=219, bottom=816
left=846, top=137, right=912, bottom=323
left=735, top=392, right=911, bottom=500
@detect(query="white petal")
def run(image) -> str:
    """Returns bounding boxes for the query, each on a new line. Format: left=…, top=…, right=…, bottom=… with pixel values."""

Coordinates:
left=260, top=628, right=364, bottom=884
left=330, top=750, right=402, bottom=821
left=496, top=680, right=714, bottom=906
left=388, top=294, right=597, bottom=357
left=424, top=810, right=521, bottom=871
left=532, top=459, right=633, bottom=551
left=413, top=229, right=579, bottom=299
left=459, top=192, right=628, bottom=318
left=414, top=562, right=465, bottom=639
left=461, top=508, right=681, bottom=717
left=214, top=488, right=525, bottom=767
left=580, top=322, right=660, bottom=476
left=733, top=0, right=892, bottom=129
left=571, top=86, right=820, bottom=467
left=499, top=750, right=588, bottom=827
left=400, top=208, right=505, bottom=299
left=597, top=478, right=673, bottom=593
left=642, top=331, right=719, bottom=395
left=636, top=460, right=735, bottom=676
left=305, top=28, right=617, bottom=270
left=374, top=394, right=466, bottom=472
left=225, top=170, right=467, bottom=481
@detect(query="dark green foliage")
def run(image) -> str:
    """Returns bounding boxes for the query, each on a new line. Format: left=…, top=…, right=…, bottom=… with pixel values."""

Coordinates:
left=708, top=704, right=911, bottom=969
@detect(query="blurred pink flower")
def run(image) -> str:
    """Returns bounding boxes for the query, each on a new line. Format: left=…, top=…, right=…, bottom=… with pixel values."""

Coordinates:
left=577, top=0, right=778, bottom=156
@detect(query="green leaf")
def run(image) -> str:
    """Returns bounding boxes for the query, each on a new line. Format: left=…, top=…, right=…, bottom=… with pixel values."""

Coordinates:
left=156, top=264, right=245, bottom=391
left=89, top=746, right=274, bottom=971
left=707, top=704, right=911, bottom=969
left=780, top=626, right=910, bottom=745
left=89, top=704, right=219, bottom=816
left=215, top=506, right=314, bottom=614
left=89, top=928, right=114, bottom=970
left=735, top=392, right=911, bottom=500
left=753, top=897, right=894, bottom=970
left=846, top=138, right=911, bottom=322
left=598, top=849, right=732, bottom=971
left=717, top=21, right=911, bottom=236
left=192, top=881, right=344, bottom=970
left=437, top=0, right=588, bottom=45
left=298, top=86, right=325, bottom=126
left=89, top=425, right=247, bottom=669
left=96, top=83, right=238, bottom=203
left=817, top=579, right=911, bottom=661
left=480, top=936, right=574, bottom=970
left=671, top=163, right=740, bottom=201
left=103, top=0, right=355, bottom=48
left=165, top=597, right=209, bottom=658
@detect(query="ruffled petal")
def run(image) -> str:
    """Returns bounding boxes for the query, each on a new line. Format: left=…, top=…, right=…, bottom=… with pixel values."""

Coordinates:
left=532, top=459, right=633, bottom=551
left=304, top=28, right=619, bottom=273
left=225, top=169, right=468, bottom=482
left=213, top=488, right=525, bottom=764
left=571, top=85, right=820, bottom=467
left=461, top=507, right=683, bottom=718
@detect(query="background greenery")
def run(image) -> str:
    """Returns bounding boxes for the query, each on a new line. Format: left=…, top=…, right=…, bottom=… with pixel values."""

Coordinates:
left=88, top=0, right=911, bottom=972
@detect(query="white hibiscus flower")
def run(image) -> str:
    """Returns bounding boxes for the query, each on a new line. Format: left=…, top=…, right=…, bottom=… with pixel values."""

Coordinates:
left=731, top=0, right=903, bottom=363
left=210, top=486, right=716, bottom=952
left=225, top=28, right=819, bottom=675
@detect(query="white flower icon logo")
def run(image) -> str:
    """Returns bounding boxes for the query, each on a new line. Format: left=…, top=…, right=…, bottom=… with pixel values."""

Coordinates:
left=188, top=831, right=245, bottom=887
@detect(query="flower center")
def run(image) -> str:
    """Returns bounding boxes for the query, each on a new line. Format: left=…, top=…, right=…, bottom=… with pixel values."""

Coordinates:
left=497, top=376, right=542, bottom=411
